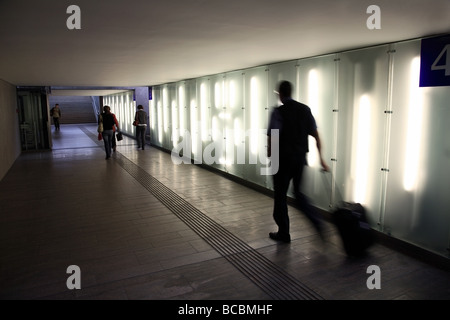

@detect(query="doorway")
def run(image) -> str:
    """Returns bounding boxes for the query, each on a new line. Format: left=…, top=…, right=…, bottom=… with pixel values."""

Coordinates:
left=17, top=87, right=51, bottom=151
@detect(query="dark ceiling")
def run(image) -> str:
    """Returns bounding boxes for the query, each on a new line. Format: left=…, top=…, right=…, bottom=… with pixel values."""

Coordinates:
left=1, top=0, right=449, bottom=94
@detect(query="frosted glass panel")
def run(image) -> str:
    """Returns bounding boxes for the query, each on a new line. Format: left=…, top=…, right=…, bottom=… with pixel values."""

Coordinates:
left=128, top=92, right=134, bottom=135
left=149, top=88, right=157, bottom=145
left=170, top=81, right=191, bottom=162
left=336, top=45, right=389, bottom=227
left=209, top=74, right=226, bottom=172
left=385, top=39, right=450, bottom=257
left=183, top=80, right=202, bottom=163
left=198, top=78, right=212, bottom=165
left=243, top=66, right=268, bottom=187
left=170, top=84, right=179, bottom=150
left=153, top=87, right=163, bottom=148
left=224, top=71, right=245, bottom=179
left=103, top=91, right=134, bottom=138
left=163, top=84, right=176, bottom=150
left=296, top=55, right=336, bottom=210
left=162, top=86, right=170, bottom=149
left=173, top=81, right=191, bottom=161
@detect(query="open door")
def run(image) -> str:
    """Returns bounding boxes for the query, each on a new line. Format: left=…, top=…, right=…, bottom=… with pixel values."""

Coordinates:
left=17, top=87, right=51, bottom=151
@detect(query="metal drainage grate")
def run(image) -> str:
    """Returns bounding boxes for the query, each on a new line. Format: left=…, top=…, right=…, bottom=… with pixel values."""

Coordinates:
left=82, top=126, right=324, bottom=300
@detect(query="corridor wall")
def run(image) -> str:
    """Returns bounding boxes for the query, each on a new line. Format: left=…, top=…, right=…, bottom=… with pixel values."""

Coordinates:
left=103, top=91, right=135, bottom=137
left=0, top=79, right=21, bottom=180
left=105, top=37, right=450, bottom=259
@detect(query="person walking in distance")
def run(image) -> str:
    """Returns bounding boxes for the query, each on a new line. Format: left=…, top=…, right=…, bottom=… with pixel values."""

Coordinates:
left=134, top=105, right=148, bottom=150
left=100, top=105, right=119, bottom=160
left=50, top=104, right=62, bottom=131
left=267, top=80, right=329, bottom=243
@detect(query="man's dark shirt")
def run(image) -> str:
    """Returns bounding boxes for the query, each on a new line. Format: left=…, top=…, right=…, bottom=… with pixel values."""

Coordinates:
left=268, top=98, right=317, bottom=159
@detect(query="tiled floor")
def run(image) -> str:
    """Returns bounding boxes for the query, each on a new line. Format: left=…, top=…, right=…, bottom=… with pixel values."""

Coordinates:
left=0, top=124, right=449, bottom=300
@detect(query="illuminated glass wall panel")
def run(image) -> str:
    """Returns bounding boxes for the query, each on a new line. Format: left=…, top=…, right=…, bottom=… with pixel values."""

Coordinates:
left=224, top=71, right=245, bottom=179
left=209, top=74, right=226, bottom=172
left=162, top=84, right=175, bottom=150
left=336, top=46, right=389, bottom=226
left=104, top=91, right=134, bottom=137
left=128, top=92, right=134, bottom=133
left=128, top=92, right=135, bottom=133
left=149, top=87, right=157, bottom=145
left=187, top=79, right=201, bottom=163
left=173, top=81, right=191, bottom=161
left=296, top=55, right=336, bottom=210
left=166, top=83, right=178, bottom=151
left=150, top=86, right=163, bottom=148
left=242, top=67, right=269, bottom=186
left=385, top=39, right=450, bottom=256
left=198, top=77, right=212, bottom=166
left=177, top=81, right=189, bottom=150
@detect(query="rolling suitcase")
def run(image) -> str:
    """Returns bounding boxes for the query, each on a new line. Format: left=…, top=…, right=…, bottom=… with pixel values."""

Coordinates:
left=333, top=201, right=374, bottom=257
left=322, top=171, right=374, bottom=257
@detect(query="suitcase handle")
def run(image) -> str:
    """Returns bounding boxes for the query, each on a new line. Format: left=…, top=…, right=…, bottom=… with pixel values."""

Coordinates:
left=320, top=169, right=343, bottom=208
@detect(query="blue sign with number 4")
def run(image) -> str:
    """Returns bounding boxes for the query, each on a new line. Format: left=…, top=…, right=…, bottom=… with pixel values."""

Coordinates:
left=420, top=35, right=450, bottom=87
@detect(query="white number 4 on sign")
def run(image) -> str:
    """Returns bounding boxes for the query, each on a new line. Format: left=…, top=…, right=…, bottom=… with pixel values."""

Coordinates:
left=431, top=44, right=450, bottom=76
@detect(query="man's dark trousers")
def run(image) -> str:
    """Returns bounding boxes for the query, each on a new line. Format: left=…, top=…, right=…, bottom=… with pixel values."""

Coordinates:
left=272, top=154, right=322, bottom=238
